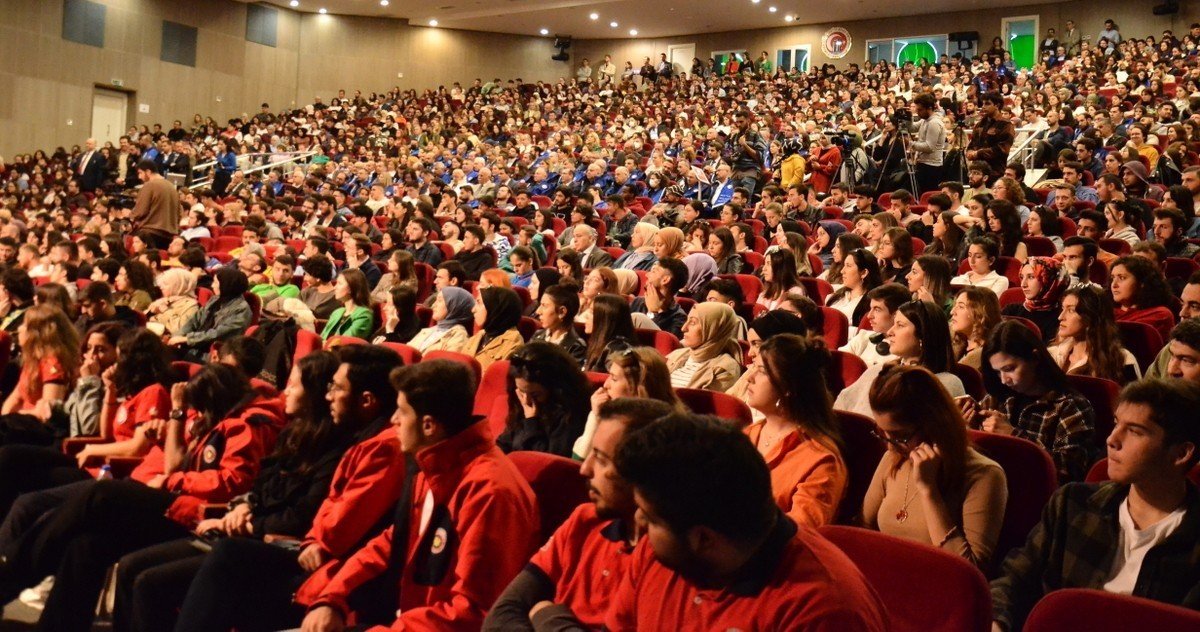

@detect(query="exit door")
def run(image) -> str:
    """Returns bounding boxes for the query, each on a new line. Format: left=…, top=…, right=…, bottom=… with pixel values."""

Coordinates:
left=91, top=88, right=127, bottom=146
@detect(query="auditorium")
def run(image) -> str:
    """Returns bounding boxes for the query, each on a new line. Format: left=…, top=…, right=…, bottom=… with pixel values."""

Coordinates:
left=1, top=0, right=1200, bottom=629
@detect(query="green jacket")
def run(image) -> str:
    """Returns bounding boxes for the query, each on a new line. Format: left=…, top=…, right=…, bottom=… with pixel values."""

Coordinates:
left=320, top=305, right=374, bottom=341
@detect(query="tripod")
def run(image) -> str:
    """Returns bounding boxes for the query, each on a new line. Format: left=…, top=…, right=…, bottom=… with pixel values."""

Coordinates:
left=873, top=130, right=918, bottom=195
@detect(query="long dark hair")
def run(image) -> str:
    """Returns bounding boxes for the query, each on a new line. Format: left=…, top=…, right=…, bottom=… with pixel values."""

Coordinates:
left=828, top=248, right=882, bottom=305
left=762, top=248, right=802, bottom=301
left=213, top=267, right=249, bottom=303
left=897, top=300, right=956, bottom=373
left=981, top=320, right=1072, bottom=400
left=759, top=334, right=840, bottom=449
left=273, top=351, right=342, bottom=476
left=183, top=363, right=254, bottom=441
left=987, top=200, right=1024, bottom=258
left=506, top=341, right=590, bottom=430
left=585, top=293, right=636, bottom=371
left=1058, top=286, right=1126, bottom=382
left=111, top=329, right=173, bottom=398
left=1111, top=255, right=1173, bottom=310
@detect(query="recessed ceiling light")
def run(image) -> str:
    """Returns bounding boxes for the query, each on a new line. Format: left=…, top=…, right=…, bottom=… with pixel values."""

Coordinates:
left=289, top=0, right=298, bottom=6
left=540, top=28, right=549, bottom=35
left=629, top=29, right=638, bottom=35
left=751, top=0, right=760, bottom=4
left=428, top=19, right=438, bottom=26
left=784, top=14, right=793, bottom=21
left=318, top=7, right=327, bottom=13
left=768, top=6, right=777, bottom=12
left=609, top=21, right=618, bottom=27
left=589, top=12, right=599, bottom=19
left=380, top=0, right=388, bottom=5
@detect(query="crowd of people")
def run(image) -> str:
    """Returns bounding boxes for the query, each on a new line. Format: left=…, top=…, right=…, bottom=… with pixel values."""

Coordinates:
left=0, top=13, right=1198, bottom=632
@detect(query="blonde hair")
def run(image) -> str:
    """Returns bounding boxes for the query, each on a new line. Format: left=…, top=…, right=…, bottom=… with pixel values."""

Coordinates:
left=19, top=304, right=81, bottom=398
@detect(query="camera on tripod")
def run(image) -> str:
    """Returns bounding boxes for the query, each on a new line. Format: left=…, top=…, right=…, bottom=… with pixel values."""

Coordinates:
left=891, top=108, right=913, bottom=128
left=826, top=131, right=855, bottom=147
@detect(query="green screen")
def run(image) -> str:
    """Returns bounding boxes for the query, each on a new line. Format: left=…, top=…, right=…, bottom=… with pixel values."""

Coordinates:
left=1010, top=34, right=1035, bottom=69
left=896, top=41, right=937, bottom=65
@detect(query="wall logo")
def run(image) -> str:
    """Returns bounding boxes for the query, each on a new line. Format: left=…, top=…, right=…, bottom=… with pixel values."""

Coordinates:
left=822, top=28, right=852, bottom=59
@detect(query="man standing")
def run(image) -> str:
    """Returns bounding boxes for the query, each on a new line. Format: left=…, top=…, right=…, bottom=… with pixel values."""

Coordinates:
left=605, top=413, right=888, bottom=631
left=74, top=138, right=108, bottom=192
left=1061, top=20, right=1082, bottom=56
left=598, top=55, right=617, bottom=86
left=967, top=92, right=1016, bottom=180
left=130, top=159, right=181, bottom=249
left=727, top=110, right=766, bottom=195
left=910, top=93, right=947, bottom=195
left=484, top=398, right=674, bottom=630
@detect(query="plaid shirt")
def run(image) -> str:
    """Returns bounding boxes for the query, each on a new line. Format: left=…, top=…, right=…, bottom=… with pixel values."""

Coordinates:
left=991, top=482, right=1200, bottom=630
left=986, top=390, right=1095, bottom=482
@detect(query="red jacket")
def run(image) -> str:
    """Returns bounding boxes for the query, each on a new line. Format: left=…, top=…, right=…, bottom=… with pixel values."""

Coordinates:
left=163, top=395, right=285, bottom=527
left=809, top=145, right=841, bottom=194
left=296, top=420, right=539, bottom=631
left=302, top=422, right=408, bottom=559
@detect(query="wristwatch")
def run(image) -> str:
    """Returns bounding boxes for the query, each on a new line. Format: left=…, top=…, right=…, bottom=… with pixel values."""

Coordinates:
left=169, top=408, right=187, bottom=421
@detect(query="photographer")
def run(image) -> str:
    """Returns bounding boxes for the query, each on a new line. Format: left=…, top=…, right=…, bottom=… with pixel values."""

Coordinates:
left=910, top=93, right=947, bottom=194
left=726, top=110, right=767, bottom=195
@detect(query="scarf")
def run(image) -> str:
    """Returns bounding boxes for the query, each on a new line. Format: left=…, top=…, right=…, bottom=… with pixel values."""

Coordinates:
left=1023, top=257, right=1069, bottom=312
left=156, top=268, right=197, bottom=299
left=688, top=302, right=743, bottom=362
left=682, top=253, right=718, bottom=295
left=479, top=287, right=523, bottom=341
left=436, top=286, right=476, bottom=331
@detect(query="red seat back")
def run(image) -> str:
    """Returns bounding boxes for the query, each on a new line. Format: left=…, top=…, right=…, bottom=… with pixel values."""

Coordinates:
left=819, top=525, right=992, bottom=632
left=827, top=350, right=867, bottom=396
left=798, top=277, right=834, bottom=303
left=423, top=350, right=482, bottom=386
left=998, top=287, right=1025, bottom=309
left=634, top=328, right=682, bottom=355
left=243, top=292, right=261, bottom=326
left=1116, top=320, right=1165, bottom=374
left=1066, top=374, right=1119, bottom=449
left=293, top=329, right=322, bottom=364
left=834, top=410, right=886, bottom=524
left=1021, top=236, right=1057, bottom=257
left=820, top=307, right=850, bottom=348
left=380, top=342, right=423, bottom=365
left=1001, top=314, right=1042, bottom=340
left=674, top=387, right=753, bottom=429
left=721, top=273, right=763, bottom=305
left=1024, top=589, right=1200, bottom=632
left=414, top=263, right=435, bottom=303
left=584, top=371, right=608, bottom=393
left=508, top=451, right=589, bottom=537
left=475, top=359, right=510, bottom=429
left=968, top=430, right=1058, bottom=577
left=517, top=316, right=540, bottom=342
left=950, top=363, right=985, bottom=400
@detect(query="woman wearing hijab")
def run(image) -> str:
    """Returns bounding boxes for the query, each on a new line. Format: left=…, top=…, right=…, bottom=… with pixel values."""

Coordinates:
left=809, top=221, right=847, bottom=270
left=612, top=269, right=640, bottom=297
left=679, top=253, right=718, bottom=299
left=523, top=268, right=562, bottom=318
left=666, top=302, right=744, bottom=392
left=1001, top=257, right=1069, bottom=344
left=408, top=286, right=475, bottom=353
left=612, top=222, right=661, bottom=271
left=146, top=268, right=199, bottom=336
left=169, top=267, right=252, bottom=363
left=463, top=287, right=525, bottom=371
left=652, top=226, right=688, bottom=261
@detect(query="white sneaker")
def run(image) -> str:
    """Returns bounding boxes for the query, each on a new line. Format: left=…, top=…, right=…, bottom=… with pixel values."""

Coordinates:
left=18, top=576, right=53, bottom=611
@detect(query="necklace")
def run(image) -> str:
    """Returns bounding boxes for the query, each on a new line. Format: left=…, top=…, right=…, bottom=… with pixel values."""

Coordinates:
left=896, top=467, right=916, bottom=523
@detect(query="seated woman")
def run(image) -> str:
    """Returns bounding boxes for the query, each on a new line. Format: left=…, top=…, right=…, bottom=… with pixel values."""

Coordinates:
left=581, top=293, right=636, bottom=372
left=707, top=227, right=745, bottom=274
left=463, top=287, right=525, bottom=371
left=499, top=341, right=590, bottom=457
left=613, top=222, right=661, bottom=271
left=1109, top=255, right=1177, bottom=343
left=817, top=232, right=868, bottom=289
left=809, top=220, right=847, bottom=270
left=1024, top=206, right=1064, bottom=252
left=371, top=285, right=422, bottom=345
left=744, top=333, right=847, bottom=528
left=320, top=269, right=374, bottom=342
left=728, top=310, right=810, bottom=421
left=951, top=287, right=1002, bottom=370
left=1103, top=200, right=1143, bottom=248
left=63, top=323, right=126, bottom=440
left=0, top=363, right=284, bottom=632
left=926, top=210, right=968, bottom=269
left=612, top=268, right=640, bottom=298
left=1002, top=257, right=1070, bottom=344
left=508, top=246, right=538, bottom=288
left=114, top=260, right=158, bottom=313
left=572, top=346, right=683, bottom=460
left=825, top=248, right=883, bottom=325
left=966, top=320, right=1097, bottom=482
left=111, top=352, right=346, bottom=632
left=0, top=327, right=172, bottom=519
left=876, top=227, right=915, bottom=285
left=408, top=286, right=475, bottom=354
left=774, top=231, right=813, bottom=276
left=757, top=248, right=807, bottom=309
left=0, top=304, right=79, bottom=447
left=650, top=226, right=687, bottom=262
left=866, top=212, right=899, bottom=252
left=554, top=248, right=584, bottom=285
left=370, top=249, right=417, bottom=305
left=146, top=268, right=200, bottom=336
left=907, top=254, right=953, bottom=314
left=170, top=267, right=253, bottom=364
left=1049, top=286, right=1141, bottom=383
left=666, top=302, right=743, bottom=392
left=576, top=267, right=618, bottom=324
left=298, top=256, right=340, bottom=320
left=836, top=300, right=967, bottom=416
left=864, top=364, right=1008, bottom=568
left=530, top=283, right=587, bottom=366
left=523, top=268, right=562, bottom=318
left=950, top=235, right=1010, bottom=296
left=984, top=199, right=1029, bottom=263
left=840, top=283, right=908, bottom=367
left=679, top=253, right=718, bottom=300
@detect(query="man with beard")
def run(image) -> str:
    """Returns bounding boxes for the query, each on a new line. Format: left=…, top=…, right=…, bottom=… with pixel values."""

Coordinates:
left=483, top=398, right=674, bottom=630
left=604, top=413, right=888, bottom=630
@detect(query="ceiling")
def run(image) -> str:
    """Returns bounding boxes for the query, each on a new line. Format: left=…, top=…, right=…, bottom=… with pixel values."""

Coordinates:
left=239, top=0, right=1060, bottom=39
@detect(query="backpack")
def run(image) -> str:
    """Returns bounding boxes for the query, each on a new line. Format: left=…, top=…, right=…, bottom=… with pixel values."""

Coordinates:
left=253, top=317, right=299, bottom=390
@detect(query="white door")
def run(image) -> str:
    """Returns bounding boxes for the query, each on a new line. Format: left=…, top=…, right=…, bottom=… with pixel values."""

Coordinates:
left=668, top=43, right=696, bottom=77
left=91, top=89, right=127, bottom=147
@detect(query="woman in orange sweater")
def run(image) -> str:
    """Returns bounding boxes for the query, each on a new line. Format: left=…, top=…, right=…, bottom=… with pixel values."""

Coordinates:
left=742, top=333, right=847, bottom=528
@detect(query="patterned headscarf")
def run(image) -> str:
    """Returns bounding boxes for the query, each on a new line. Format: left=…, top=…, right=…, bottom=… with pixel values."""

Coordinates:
left=1022, top=257, right=1069, bottom=312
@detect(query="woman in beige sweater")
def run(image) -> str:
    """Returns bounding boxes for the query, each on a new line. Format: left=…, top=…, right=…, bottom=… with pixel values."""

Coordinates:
left=862, top=364, right=1008, bottom=569
left=146, top=268, right=199, bottom=336
left=665, top=302, right=743, bottom=392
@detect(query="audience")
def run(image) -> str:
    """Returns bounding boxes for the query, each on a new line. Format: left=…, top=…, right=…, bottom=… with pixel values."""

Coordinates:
left=500, top=341, right=590, bottom=457
left=666, top=302, right=743, bottom=392
left=572, top=348, right=682, bottom=460
left=951, top=286, right=1003, bottom=369
left=463, top=286, right=524, bottom=370
left=1003, top=256, right=1071, bottom=344
left=408, top=286, right=475, bottom=353
left=319, top=268, right=374, bottom=342
left=1050, top=286, right=1141, bottom=383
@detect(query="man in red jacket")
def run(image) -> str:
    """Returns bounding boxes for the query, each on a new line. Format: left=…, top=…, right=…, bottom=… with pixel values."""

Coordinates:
left=484, top=398, right=674, bottom=630
left=605, top=413, right=889, bottom=631
left=298, top=359, right=539, bottom=631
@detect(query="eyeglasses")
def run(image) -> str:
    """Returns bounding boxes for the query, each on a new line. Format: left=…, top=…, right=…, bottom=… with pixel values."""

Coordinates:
left=871, top=428, right=917, bottom=451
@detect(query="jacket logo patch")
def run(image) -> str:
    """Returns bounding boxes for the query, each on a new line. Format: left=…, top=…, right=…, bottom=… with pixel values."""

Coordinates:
left=202, top=444, right=218, bottom=465
left=430, top=527, right=448, bottom=555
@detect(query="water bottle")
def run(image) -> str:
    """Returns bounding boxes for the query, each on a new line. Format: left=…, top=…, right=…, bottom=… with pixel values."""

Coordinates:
left=96, top=465, right=113, bottom=481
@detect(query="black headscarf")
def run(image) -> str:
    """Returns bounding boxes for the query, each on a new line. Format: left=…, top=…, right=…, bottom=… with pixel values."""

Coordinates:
left=748, top=310, right=809, bottom=340
left=214, top=267, right=249, bottom=302
left=480, top=287, right=523, bottom=341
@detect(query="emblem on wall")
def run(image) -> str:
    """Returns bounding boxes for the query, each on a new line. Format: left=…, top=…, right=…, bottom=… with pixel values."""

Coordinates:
left=822, top=27, right=852, bottom=59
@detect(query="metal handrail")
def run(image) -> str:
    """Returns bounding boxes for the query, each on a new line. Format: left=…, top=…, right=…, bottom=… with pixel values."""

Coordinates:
left=1008, top=126, right=1046, bottom=170
left=189, top=151, right=318, bottom=190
